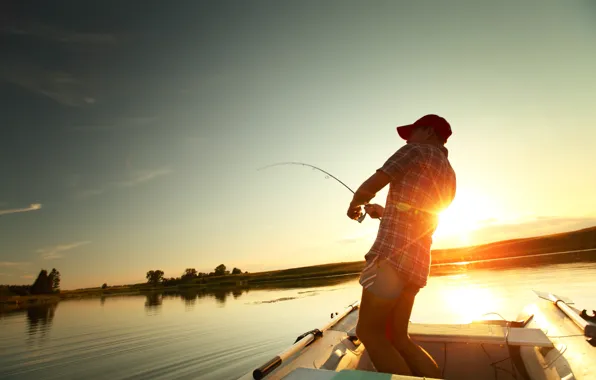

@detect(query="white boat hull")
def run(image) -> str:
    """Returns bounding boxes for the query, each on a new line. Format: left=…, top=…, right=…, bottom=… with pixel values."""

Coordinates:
left=239, top=291, right=596, bottom=380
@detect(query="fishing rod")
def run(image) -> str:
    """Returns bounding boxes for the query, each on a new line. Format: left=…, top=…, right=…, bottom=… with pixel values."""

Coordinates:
left=257, top=162, right=367, bottom=223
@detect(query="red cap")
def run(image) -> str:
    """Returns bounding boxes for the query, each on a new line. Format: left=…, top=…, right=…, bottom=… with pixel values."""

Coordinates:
left=396, top=114, right=452, bottom=141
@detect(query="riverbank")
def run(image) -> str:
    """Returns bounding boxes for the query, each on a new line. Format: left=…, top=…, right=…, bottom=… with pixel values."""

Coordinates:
left=0, top=294, right=61, bottom=313
left=2, top=225, right=595, bottom=312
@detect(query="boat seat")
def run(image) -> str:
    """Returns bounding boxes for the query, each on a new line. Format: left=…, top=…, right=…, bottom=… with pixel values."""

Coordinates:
left=347, top=323, right=553, bottom=348
left=283, top=368, right=442, bottom=380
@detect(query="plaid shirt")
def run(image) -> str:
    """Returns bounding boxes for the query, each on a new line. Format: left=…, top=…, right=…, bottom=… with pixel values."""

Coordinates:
left=364, top=143, right=456, bottom=288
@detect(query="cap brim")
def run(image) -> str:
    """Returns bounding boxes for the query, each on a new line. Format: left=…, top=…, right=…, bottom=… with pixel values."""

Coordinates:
left=396, top=124, right=415, bottom=140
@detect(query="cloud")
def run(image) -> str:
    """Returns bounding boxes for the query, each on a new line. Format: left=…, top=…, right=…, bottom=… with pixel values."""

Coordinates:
left=115, top=168, right=172, bottom=187
left=4, top=21, right=118, bottom=45
left=76, top=188, right=106, bottom=198
left=0, top=203, right=41, bottom=216
left=37, top=241, right=91, bottom=260
left=1, top=19, right=118, bottom=107
left=0, top=262, right=30, bottom=267
left=72, top=116, right=157, bottom=132
left=77, top=168, right=172, bottom=199
left=20, top=275, right=34, bottom=280
left=0, top=58, right=94, bottom=107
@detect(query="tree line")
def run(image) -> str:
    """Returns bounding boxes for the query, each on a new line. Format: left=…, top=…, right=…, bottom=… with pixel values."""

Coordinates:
left=1, top=268, right=61, bottom=296
left=146, top=264, right=246, bottom=286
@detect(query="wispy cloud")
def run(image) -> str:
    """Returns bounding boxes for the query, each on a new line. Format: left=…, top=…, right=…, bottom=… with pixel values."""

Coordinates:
left=77, top=168, right=172, bottom=199
left=37, top=241, right=91, bottom=260
left=0, top=58, right=94, bottom=107
left=0, top=262, right=30, bottom=267
left=20, top=275, right=34, bottom=280
left=4, top=21, right=118, bottom=45
left=71, top=116, right=157, bottom=132
left=1, top=19, right=118, bottom=107
left=116, top=168, right=172, bottom=187
left=0, top=203, right=41, bottom=216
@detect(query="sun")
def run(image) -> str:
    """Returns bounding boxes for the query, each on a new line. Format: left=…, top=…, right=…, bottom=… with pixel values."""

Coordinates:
left=433, top=189, right=500, bottom=246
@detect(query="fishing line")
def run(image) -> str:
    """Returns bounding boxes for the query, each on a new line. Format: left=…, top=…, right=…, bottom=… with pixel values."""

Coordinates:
left=257, top=162, right=367, bottom=222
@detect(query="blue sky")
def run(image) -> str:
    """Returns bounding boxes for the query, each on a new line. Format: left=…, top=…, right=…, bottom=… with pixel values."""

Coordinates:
left=1, top=1, right=596, bottom=289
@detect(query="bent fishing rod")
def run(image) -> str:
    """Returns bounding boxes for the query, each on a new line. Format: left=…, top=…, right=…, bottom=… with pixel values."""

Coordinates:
left=257, top=162, right=368, bottom=223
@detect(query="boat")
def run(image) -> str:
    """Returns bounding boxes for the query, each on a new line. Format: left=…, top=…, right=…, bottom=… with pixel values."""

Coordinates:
left=238, top=290, right=596, bottom=380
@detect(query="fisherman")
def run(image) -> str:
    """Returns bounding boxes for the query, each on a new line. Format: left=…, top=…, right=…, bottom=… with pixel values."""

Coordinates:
left=347, top=114, right=456, bottom=377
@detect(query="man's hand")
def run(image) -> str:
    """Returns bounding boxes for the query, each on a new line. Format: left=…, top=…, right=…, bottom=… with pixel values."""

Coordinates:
left=348, top=170, right=390, bottom=221
left=364, top=204, right=384, bottom=219
left=347, top=203, right=363, bottom=221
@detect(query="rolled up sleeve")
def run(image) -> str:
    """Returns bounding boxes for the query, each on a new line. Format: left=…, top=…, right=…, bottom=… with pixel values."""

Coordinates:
left=378, top=144, right=421, bottom=181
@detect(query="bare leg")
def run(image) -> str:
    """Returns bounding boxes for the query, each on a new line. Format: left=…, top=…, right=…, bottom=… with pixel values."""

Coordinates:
left=388, top=287, right=442, bottom=378
left=356, top=287, right=413, bottom=375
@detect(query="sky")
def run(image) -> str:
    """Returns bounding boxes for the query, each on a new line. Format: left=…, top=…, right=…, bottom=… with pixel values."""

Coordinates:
left=1, top=0, right=595, bottom=290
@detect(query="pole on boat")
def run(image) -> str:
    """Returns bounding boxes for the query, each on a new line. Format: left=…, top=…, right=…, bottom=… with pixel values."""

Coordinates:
left=249, top=301, right=360, bottom=380
left=533, top=290, right=596, bottom=342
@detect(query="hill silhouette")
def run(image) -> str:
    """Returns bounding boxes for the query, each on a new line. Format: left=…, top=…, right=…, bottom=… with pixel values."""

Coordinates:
left=431, top=226, right=596, bottom=264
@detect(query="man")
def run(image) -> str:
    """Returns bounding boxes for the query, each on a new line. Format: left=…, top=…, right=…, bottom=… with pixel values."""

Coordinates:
left=347, top=114, right=457, bottom=377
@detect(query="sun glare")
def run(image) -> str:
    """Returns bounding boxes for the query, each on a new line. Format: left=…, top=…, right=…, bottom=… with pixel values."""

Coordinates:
left=433, top=190, right=501, bottom=246
left=441, top=284, right=498, bottom=323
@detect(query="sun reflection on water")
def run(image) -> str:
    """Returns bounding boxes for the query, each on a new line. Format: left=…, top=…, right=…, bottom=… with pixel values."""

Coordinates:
left=437, top=283, right=500, bottom=324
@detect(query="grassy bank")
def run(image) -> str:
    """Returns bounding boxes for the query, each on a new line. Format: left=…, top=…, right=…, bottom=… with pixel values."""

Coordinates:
left=0, top=294, right=61, bottom=312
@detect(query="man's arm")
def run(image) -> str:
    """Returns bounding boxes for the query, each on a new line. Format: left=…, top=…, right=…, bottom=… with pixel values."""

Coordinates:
left=347, top=144, right=421, bottom=220
left=349, top=170, right=391, bottom=207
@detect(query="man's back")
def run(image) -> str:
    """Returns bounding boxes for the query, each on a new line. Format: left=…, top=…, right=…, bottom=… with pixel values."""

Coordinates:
left=364, top=142, right=456, bottom=287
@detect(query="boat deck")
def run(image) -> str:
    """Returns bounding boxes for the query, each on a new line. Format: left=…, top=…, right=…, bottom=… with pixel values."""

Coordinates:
left=331, top=307, right=553, bottom=347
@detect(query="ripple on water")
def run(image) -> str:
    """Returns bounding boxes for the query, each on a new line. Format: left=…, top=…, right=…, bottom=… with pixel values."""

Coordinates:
left=1, top=263, right=596, bottom=380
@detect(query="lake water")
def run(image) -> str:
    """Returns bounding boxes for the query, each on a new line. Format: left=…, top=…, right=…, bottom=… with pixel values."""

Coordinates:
left=2, top=262, right=596, bottom=380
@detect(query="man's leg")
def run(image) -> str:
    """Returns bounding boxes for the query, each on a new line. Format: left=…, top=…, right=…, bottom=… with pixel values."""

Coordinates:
left=356, top=260, right=412, bottom=375
left=388, top=287, right=442, bottom=378
left=356, top=287, right=413, bottom=375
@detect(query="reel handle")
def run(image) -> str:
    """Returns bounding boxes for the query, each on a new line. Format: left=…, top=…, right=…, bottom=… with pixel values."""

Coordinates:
left=357, top=212, right=366, bottom=223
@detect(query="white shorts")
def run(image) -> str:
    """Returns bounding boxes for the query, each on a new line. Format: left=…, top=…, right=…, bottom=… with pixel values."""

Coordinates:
left=359, top=259, right=420, bottom=300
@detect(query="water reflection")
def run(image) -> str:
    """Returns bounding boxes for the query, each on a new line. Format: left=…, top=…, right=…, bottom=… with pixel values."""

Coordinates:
left=161, top=288, right=252, bottom=309
left=26, top=303, right=58, bottom=345
left=144, top=293, right=163, bottom=315
left=151, top=276, right=361, bottom=310
left=436, top=280, right=497, bottom=323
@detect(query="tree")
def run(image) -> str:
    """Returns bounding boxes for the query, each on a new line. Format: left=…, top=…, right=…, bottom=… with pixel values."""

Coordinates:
left=101, top=283, right=108, bottom=289
left=214, top=264, right=226, bottom=276
left=49, top=268, right=61, bottom=291
left=146, top=270, right=164, bottom=286
left=181, top=268, right=198, bottom=281
left=232, top=267, right=242, bottom=275
left=30, top=270, right=51, bottom=295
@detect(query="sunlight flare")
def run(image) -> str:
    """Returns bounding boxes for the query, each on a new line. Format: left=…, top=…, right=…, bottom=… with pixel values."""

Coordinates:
left=440, top=285, right=499, bottom=323
left=434, top=189, right=501, bottom=246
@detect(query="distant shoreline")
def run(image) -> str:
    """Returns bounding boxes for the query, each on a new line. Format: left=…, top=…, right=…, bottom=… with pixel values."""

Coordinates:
left=2, top=247, right=595, bottom=313
left=2, top=225, right=595, bottom=312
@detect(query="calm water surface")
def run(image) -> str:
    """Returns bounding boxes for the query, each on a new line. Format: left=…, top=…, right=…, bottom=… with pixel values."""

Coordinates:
left=2, top=262, right=596, bottom=380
